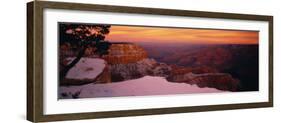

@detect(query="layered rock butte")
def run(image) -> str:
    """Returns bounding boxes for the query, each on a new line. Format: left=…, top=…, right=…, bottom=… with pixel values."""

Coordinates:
left=102, top=43, right=148, bottom=64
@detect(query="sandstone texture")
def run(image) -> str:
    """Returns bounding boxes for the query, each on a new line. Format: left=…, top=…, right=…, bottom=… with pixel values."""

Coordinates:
left=103, top=43, right=148, bottom=64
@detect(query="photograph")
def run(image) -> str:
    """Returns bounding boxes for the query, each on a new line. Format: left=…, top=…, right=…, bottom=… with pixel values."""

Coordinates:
left=58, top=23, right=259, bottom=99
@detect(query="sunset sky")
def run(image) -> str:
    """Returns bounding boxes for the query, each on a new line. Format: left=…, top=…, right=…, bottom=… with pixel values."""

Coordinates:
left=105, top=25, right=259, bottom=44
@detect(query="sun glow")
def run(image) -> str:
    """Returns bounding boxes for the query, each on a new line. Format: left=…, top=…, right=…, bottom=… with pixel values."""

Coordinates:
left=106, top=25, right=258, bottom=44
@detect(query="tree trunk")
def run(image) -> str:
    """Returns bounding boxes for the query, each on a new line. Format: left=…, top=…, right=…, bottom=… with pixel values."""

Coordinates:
left=59, top=47, right=86, bottom=82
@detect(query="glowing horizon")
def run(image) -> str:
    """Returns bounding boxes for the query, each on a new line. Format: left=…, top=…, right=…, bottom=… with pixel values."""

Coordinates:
left=105, top=25, right=259, bottom=44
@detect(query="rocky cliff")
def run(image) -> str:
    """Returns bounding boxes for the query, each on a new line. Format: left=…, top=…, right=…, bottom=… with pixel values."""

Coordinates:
left=104, top=43, right=240, bottom=91
left=110, top=58, right=172, bottom=82
left=167, top=72, right=239, bottom=91
left=60, top=42, right=241, bottom=91
left=103, top=43, right=148, bottom=64
left=167, top=66, right=239, bottom=91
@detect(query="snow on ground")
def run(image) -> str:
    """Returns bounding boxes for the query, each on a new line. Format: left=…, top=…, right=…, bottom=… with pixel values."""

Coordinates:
left=59, top=76, right=224, bottom=99
left=65, top=58, right=105, bottom=80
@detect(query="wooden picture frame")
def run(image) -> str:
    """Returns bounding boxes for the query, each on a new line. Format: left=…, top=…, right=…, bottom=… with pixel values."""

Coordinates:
left=27, top=1, right=273, bottom=122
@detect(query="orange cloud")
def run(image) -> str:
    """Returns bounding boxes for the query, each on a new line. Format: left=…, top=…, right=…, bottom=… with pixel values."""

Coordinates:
left=105, top=25, right=258, bottom=44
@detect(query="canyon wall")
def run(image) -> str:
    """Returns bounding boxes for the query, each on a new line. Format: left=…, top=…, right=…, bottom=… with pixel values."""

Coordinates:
left=103, top=43, right=148, bottom=64
left=60, top=42, right=241, bottom=91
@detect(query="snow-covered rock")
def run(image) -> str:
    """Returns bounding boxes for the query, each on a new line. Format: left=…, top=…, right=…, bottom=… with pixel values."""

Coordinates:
left=59, top=76, right=224, bottom=99
left=62, top=58, right=106, bottom=85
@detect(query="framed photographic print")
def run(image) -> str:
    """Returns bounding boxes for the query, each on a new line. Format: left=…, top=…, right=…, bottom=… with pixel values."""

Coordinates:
left=27, top=1, right=273, bottom=122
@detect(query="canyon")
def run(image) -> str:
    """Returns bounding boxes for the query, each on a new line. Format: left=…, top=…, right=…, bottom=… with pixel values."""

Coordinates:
left=139, top=43, right=258, bottom=91
left=60, top=42, right=245, bottom=92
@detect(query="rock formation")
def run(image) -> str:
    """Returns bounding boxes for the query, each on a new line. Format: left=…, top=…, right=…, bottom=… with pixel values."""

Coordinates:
left=60, top=42, right=241, bottom=91
left=110, top=58, right=172, bottom=82
left=167, top=72, right=240, bottom=91
left=61, top=58, right=106, bottom=85
left=94, top=64, right=111, bottom=84
left=102, top=43, right=148, bottom=64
